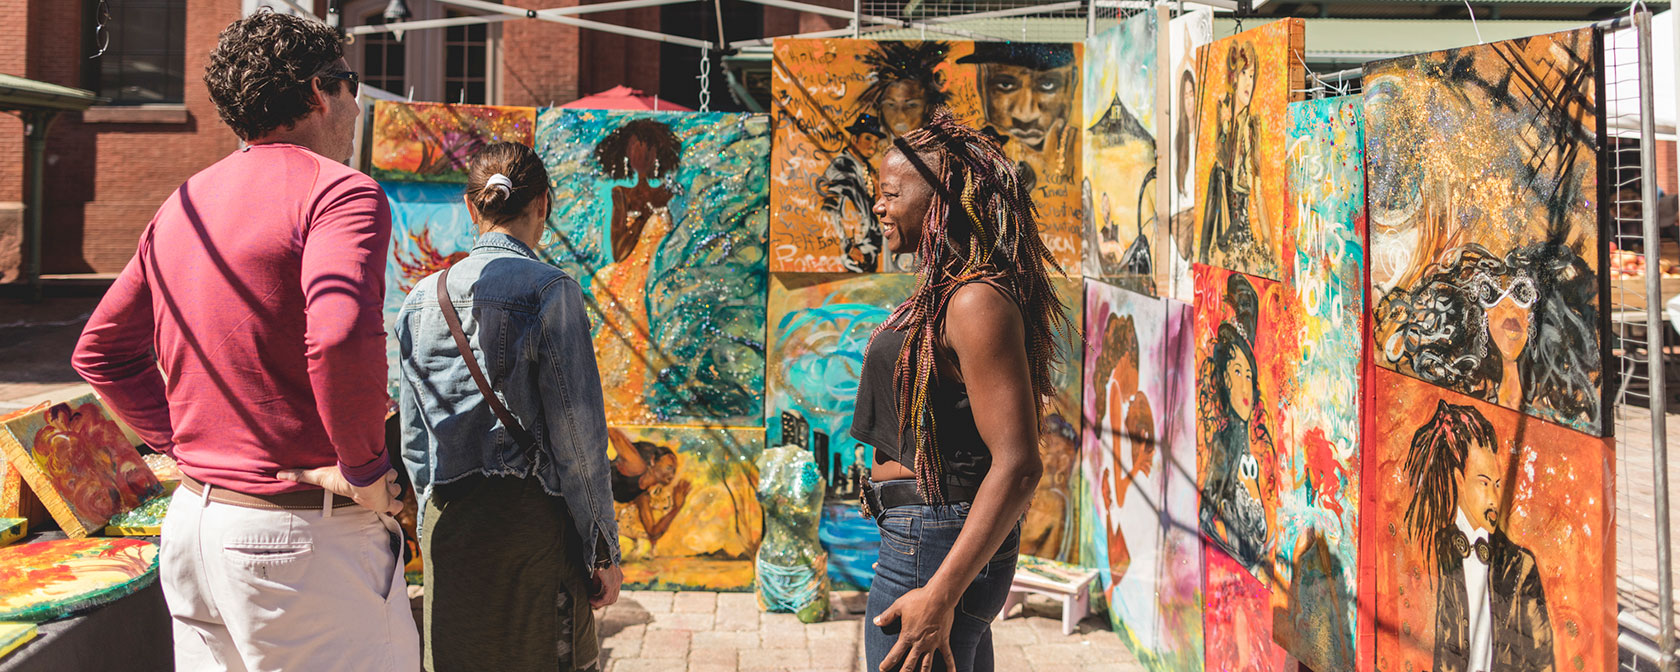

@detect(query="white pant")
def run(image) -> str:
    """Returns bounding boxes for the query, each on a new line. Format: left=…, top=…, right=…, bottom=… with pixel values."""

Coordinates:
left=160, top=484, right=422, bottom=672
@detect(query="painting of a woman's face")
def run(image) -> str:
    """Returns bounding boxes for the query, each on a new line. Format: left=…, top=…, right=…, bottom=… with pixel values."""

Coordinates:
left=627, top=137, right=655, bottom=177
left=1235, top=62, right=1256, bottom=112
left=1480, top=274, right=1536, bottom=361
left=653, top=454, right=679, bottom=485
left=1180, top=72, right=1197, bottom=125
left=1225, top=345, right=1256, bottom=422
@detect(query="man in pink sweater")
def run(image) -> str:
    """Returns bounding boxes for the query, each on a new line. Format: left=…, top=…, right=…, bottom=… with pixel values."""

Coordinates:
left=72, top=13, right=420, bottom=670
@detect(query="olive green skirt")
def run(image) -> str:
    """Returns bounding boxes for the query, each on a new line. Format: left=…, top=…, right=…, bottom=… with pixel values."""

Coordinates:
left=422, top=475, right=599, bottom=672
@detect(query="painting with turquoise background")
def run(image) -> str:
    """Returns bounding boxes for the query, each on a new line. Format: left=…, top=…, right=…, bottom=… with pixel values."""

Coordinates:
left=535, top=109, right=770, bottom=427
left=381, top=181, right=477, bottom=401
left=1271, top=95, right=1365, bottom=672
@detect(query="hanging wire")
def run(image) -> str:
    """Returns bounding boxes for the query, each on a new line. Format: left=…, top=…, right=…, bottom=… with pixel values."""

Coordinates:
left=88, top=0, right=112, bottom=59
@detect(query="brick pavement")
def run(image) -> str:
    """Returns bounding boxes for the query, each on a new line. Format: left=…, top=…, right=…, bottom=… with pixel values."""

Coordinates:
left=597, top=590, right=1143, bottom=672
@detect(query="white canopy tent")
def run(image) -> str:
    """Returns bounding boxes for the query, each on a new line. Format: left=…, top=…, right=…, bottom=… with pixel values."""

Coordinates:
left=1607, top=9, right=1677, bottom=140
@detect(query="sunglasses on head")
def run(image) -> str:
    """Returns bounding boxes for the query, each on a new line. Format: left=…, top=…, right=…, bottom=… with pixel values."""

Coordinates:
left=316, top=70, right=360, bottom=97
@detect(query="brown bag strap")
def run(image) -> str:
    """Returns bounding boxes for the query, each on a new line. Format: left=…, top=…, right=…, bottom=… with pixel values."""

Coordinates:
left=436, top=267, right=537, bottom=450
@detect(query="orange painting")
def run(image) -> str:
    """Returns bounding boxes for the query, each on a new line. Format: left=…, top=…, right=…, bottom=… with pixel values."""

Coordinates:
left=0, top=395, right=163, bottom=538
left=0, top=537, right=159, bottom=622
left=1189, top=19, right=1306, bottom=282
left=371, top=101, right=536, bottom=182
left=770, top=39, right=1082, bottom=273
left=1363, top=366, right=1614, bottom=672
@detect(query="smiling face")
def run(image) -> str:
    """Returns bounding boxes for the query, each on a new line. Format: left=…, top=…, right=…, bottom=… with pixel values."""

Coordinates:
left=874, top=150, right=935, bottom=255
left=1456, top=438, right=1504, bottom=531
left=879, top=80, right=930, bottom=138
left=978, top=63, right=1074, bottom=151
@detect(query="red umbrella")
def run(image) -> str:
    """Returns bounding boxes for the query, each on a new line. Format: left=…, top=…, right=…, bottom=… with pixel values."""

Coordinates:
left=558, top=86, right=692, bottom=111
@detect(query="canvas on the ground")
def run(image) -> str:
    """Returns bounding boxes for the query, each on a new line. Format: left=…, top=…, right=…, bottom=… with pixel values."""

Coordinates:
left=1163, top=9, right=1215, bottom=301
left=536, top=109, right=770, bottom=427
left=611, top=426, right=766, bottom=591
left=1082, top=12, right=1159, bottom=287
left=371, top=101, right=536, bottom=182
left=1364, top=27, right=1607, bottom=435
left=0, top=395, right=163, bottom=538
left=0, top=537, right=159, bottom=622
left=0, top=622, right=35, bottom=661
left=1193, top=265, right=1294, bottom=583
left=1364, top=366, right=1614, bottom=672
left=1190, top=19, right=1307, bottom=282
left=103, top=492, right=171, bottom=536
left=1270, top=95, right=1366, bottom=672
left=381, top=181, right=477, bottom=400
left=1080, top=279, right=1170, bottom=660
left=0, top=519, right=22, bottom=548
left=770, top=39, right=1082, bottom=273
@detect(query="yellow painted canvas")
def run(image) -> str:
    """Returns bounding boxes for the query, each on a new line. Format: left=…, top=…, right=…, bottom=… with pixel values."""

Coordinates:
left=0, top=395, right=163, bottom=538
left=610, top=426, right=766, bottom=591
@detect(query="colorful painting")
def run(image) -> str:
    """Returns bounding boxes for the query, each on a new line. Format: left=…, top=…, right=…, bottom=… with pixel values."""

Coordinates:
left=1364, top=367, right=1615, bottom=672
left=1163, top=9, right=1215, bottom=301
left=766, top=273, right=918, bottom=492
left=536, top=109, right=770, bottom=427
left=1205, top=544, right=1295, bottom=672
left=1271, top=95, right=1367, bottom=672
left=103, top=493, right=170, bottom=536
left=1080, top=279, right=1169, bottom=658
left=0, top=537, right=159, bottom=622
left=610, top=426, right=765, bottom=591
left=1156, top=299, right=1204, bottom=672
left=0, top=395, right=164, bottom=538
left=770, top=39, right=1083, bottom=273
left=1029, top=277, right=1086, bottom=564
left=0, top=622, right=36, bottom=660
left=371, top=101, right=536, bottom=183
left=0, top=403, right=46, bottom=521
left=1193, top=265, right=1293, bottom=582
left=381, top=181, right=477, bottom=400
left=1364, top=28, right=1608, bottom=435
left=1082, top=12, right=1159, bottom=286
left=1190, top=19, right=1306, bottom=282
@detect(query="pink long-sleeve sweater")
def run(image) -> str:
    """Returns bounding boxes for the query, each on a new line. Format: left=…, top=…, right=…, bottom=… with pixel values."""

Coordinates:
left=72, top=143, right=393, bottom=494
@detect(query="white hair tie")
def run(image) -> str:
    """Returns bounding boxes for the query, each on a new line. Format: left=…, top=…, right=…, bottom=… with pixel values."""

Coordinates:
left=485, top=173, right=514, bottom=197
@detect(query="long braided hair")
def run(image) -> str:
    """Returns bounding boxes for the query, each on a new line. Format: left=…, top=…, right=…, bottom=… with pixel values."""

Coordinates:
left=871, top=109, right=1071, bottom=505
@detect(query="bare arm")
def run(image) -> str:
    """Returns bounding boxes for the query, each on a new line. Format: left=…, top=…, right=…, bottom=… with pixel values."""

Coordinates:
left=875, top=283, right=1042, bottom=672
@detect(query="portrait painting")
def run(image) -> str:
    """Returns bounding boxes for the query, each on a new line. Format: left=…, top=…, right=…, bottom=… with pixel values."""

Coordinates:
left=1191, top=19, right=1307, bottom=282
left=1364, top=367, right=1614, bottom=672
left=1163, top=9, right=1215, bottom=301
left=610, top=426, right=766, bottom=591
left=536, top=108, right=770, bottom=427
left=1364, top=27, right=1608, bottom=435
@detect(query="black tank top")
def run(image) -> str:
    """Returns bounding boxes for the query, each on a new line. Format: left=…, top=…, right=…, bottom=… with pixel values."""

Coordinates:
left=850, top=304, right=998, bottom=489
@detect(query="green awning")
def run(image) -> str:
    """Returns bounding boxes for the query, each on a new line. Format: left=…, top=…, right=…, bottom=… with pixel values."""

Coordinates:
left=0, top=74, right=103, bottom=113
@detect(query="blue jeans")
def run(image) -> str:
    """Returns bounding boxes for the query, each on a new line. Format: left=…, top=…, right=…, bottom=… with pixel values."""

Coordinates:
left=865, top=502, right=1020, bottom=672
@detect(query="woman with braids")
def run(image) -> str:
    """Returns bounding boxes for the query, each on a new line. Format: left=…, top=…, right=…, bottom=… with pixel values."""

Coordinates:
left=850, top=109, right=1070, bottom=672
left=1378, top=242, right=1599, bottom=429
left=1401, top=400, right=1552, bottom=672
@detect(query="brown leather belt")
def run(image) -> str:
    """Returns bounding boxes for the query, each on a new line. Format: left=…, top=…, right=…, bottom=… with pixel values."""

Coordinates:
left=179, top=473, right=358, bottom=511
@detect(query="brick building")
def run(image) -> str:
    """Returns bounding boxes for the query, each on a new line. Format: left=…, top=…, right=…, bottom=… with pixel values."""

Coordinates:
left=0, top=1, right=1673, bottom=282
left=0, top=0, right=846, bottom=281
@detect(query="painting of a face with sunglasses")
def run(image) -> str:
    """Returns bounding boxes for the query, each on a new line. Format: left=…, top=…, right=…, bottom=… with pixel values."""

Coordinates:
left=1376, top=242, right=1600, bottom=432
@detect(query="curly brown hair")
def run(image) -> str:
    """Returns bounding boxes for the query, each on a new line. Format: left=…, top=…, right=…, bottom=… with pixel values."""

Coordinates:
left=204, top=12, right=347, bottom=141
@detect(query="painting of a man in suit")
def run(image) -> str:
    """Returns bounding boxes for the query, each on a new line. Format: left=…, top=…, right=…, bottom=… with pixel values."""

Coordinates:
left=1401, top=400, right=1554, bottom=672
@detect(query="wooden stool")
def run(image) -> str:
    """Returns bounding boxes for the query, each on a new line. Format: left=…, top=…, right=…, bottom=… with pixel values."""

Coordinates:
left=996, top=562, right=1100, bottom=636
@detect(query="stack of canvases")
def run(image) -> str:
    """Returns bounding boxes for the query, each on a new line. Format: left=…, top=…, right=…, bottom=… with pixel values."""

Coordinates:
left=372, top=102, right=773, bottom=591
left=1078, top=8, right=1616, bottom=672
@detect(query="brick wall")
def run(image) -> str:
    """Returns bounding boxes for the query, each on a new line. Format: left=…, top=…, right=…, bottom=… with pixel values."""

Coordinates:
left=578, top=5, right=662, bottom=99
left=1659, top=140, right=1677, bottom=197
left=501, top=0, right=583, bottom=108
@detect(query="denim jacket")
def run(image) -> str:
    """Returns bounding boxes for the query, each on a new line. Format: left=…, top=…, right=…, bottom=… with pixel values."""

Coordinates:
left=396, top=232, right=621, bottom=568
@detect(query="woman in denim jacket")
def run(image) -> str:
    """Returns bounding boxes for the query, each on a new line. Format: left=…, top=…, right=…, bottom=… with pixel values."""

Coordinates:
left=396, top=143, right=622, bottom=672
left=851, top=111, right=1070, bottom=672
